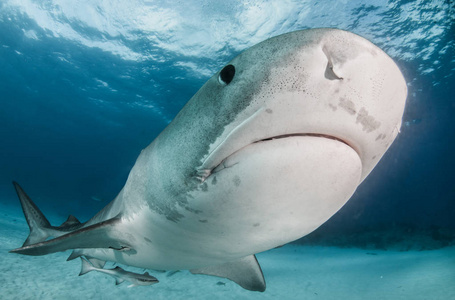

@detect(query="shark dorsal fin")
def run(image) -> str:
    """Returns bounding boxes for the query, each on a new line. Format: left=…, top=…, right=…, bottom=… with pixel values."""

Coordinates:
left=58, top=215, right=81, bottom=228
left=190, top=255, right=266, bottom=292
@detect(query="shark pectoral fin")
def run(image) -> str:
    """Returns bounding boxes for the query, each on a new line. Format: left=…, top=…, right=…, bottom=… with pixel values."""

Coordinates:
left=9, top=216, right=130, bottom=256
left=115, top=278, right=125, bottom=285
left=190, top=255, right=266, bottom=292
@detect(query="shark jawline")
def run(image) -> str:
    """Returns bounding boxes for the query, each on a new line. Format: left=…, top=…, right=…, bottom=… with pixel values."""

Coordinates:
left=253, top=133, right=350, bottom=147
left=204, top=133, right=355, bottom=182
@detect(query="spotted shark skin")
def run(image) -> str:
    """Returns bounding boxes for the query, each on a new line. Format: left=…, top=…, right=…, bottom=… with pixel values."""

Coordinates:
left=11, top=28, right=407, bottom=292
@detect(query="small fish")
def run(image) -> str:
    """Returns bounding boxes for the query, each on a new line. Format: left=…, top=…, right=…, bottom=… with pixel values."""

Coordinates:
left=79, top=257, right=159, bottom=287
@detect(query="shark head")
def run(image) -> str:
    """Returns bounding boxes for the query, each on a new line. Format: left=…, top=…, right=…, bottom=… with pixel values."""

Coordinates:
left=135, top=29, right=407, bottom=191
left=119, top=28, right=407, bottom=262
left=193, top=28, right=407, bottom=183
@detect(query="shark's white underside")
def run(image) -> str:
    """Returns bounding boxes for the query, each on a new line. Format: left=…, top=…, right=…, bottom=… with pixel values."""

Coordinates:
left=11, top=28, right=407, bottom=292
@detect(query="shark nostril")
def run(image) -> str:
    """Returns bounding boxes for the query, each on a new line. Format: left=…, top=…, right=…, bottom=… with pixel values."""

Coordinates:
left=325, top=61, right=343, bottom=80
left=322, top=45, right=343, bottom=81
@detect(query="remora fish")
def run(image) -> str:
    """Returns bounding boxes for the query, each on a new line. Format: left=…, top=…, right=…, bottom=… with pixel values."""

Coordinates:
left=79, top=257, right=159, bottom=287
left=10, top=28, right=407, bottom=292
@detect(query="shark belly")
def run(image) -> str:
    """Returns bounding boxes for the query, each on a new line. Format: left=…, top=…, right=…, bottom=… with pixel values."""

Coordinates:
left=99, top=135, right=361, bottom=270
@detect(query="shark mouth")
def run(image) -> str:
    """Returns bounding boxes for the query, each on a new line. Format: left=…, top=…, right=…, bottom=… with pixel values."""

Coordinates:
left=253, top=133, right=350, bottom=147
left=198, top=133, right=355, bottom=183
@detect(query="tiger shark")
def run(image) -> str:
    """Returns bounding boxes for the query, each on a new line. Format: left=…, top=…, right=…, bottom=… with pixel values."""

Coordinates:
left=11, top=28, right=407, bottom=292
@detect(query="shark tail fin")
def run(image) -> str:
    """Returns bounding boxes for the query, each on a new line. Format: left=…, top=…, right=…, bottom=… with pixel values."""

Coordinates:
left=79, top=257, right=96, bottom=276
left=9, top=214, right=127, bottom=256
left=12, top=181, right=53, bottom=247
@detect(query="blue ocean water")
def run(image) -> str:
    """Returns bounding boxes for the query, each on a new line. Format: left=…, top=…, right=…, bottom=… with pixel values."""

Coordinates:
left=0, top=0, right=454, bottom=251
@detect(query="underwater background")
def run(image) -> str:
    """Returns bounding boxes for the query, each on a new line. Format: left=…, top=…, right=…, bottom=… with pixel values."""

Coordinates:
left=0, top=0, right=454, bottom=299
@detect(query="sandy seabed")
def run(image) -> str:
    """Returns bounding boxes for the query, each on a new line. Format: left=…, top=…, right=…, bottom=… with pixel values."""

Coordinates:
left=1, top=203, right=454, bottom=300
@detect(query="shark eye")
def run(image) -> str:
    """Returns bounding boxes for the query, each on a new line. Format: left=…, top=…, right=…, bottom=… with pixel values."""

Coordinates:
left=218, top=64, right=235, bottom=85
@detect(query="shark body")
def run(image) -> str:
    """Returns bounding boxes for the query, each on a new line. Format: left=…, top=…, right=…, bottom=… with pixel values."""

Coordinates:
left=11, top=28, right=407, bottom=292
